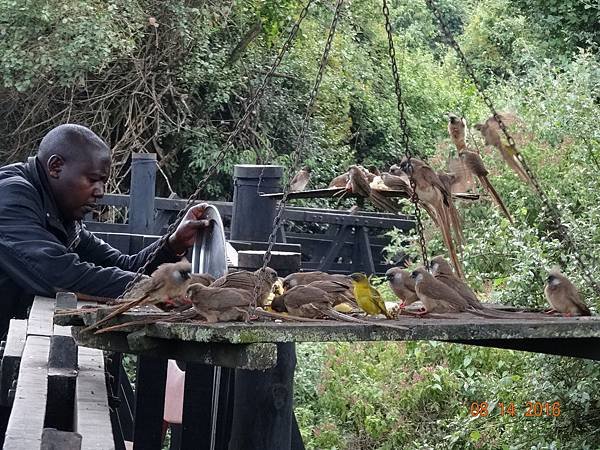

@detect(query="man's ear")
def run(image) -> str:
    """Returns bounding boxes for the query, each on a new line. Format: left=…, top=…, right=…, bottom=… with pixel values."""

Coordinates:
left=47, top=154, right=65, bottom=179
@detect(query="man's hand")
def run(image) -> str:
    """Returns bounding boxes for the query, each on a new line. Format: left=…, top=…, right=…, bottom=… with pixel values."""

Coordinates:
left=168, top=203, right=211, bottom=255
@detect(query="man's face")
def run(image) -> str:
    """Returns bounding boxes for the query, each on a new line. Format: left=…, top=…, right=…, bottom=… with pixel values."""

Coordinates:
left=48, top=151, right=111, bottom=221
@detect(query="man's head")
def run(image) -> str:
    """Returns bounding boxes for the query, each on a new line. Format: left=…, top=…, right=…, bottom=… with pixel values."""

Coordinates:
left=38, top=124, right=111, bottom=221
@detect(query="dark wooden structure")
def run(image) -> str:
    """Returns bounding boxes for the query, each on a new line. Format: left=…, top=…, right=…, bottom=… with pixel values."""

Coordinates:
left=83, top=158, right=415, bottom=276
left=1, top=294, right=113, bottom=450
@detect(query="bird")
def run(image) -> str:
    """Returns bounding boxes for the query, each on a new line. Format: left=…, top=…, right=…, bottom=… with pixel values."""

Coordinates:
left=410, top=267, right=470, bottom=314
left=380, top=172, right=413, bottom=196
left=282, top=271, right=351, bottom=291
left=270, top=285, right=336, bottom=318
left=429, top=255, right=482, bottom=310
left=391, top=158, right=464, bottom=278
left=544, top=269, right=591, bottom=316
left=329, top=172, right=350, bottom=188
left=306, top=279, right=357, bottom=307
left=385, top=267, right=418, bottom=307
left=83, top=261, right=193, bottom=332
left=210, top=267, right=278, bottom=307
left=347, top=165, right=401, bottom=213
left=186, top=282, right=254, bottom=322
left=348, top=272, right=392, bottom=318
left=447, top=113, right=467, bottom=151
left=459, top=150, right=513, bottom=223
left=436, top=170, right=464, bottom=248
left=474, top=113, right=533, bottom=186
left=289, top=167, right=311, bottom=191
left=189, top=273, right=216, bottom=286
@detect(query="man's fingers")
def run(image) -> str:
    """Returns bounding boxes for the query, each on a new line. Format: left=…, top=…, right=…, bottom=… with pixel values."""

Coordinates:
left=189, top=219, right=211, bottom=228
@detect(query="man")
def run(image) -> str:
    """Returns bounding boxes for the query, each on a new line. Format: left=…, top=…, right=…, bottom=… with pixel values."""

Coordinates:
left=0, top=123, right=209, bottom=336
left=0, top=124, right=210, bottom=441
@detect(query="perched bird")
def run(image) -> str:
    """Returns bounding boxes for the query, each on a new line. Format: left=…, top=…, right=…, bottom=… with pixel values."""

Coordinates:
left=474, top=113, right=533, bottom=186
left=391, top=158, right=464, bottom=278
left=307, top=279, right=356, bottom=306
left=210, top=267, right=278, bottom=307
left=271, top=285, right=336, bottom=318
left=283, top=271, right=351, bottom=291
left=429, top=255, right=482, bottom=310
left=189, top=273, right=216, bottom=287
left=411, top=267, right=470, bottom=314
left=289, top=166, right=311, bottom=191
left=329, top=172, right=350, bottom=188
left=84, top=261, right=193, bottom=331
left=347, top=165, right=401, bottom=213
left=459, top=150, right=513, bottom=223
left=186, top=283, right=253, bottom=322
left=359, top=165, right=379, bottom=183
left=544, top=269, right=591, bottom=316
left=385, top=267, right=418, bottom=307
left=447, top=113, right=467, bottom=151
left=348, top=272, right=392, bottom=318
left=436, top=170, right=464, bottom=248
left=380, top=172, right=413, bottom=196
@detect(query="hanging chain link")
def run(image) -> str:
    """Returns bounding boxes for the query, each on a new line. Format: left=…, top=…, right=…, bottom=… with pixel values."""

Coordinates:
left=382, top=0, right=429, bottom=269
left=251, top=0, right=345, bottom=311
left=424, top=0, right=600, bottom=294
left=118, top=0, right=315, bottom=298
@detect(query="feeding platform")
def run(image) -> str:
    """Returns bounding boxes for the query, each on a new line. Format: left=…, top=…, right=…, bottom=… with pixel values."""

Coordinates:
left=260, top=187, right=480, bottom=201
left=55, top=306, right=600, bottom=364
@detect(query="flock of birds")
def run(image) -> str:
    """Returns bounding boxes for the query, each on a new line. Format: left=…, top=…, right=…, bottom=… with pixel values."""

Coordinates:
left=289, top=112, right=534, bottom=279
left=67, top=250, right=590, bottom=335
left=62, top=111, right=592, bottom=332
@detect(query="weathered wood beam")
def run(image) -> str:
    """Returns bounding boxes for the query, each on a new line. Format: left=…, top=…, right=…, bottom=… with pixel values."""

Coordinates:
left=0, top=319, right=27, bottom=406
left=75, top=346, right=115, bottom=450
left=3, top=336, right=50, bottom=449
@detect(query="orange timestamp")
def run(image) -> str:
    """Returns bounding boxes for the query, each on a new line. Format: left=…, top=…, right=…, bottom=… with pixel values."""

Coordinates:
left=470, top=401, right=561, bottom=417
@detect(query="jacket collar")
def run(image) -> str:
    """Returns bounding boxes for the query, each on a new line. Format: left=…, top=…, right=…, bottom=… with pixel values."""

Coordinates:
left=26, top=157, right=81, bottom=249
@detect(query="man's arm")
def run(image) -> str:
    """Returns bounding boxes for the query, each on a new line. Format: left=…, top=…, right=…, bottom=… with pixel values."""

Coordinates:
left=75, top=228, right=181, bottom=275
left=75, top=203, right=211, bottom=273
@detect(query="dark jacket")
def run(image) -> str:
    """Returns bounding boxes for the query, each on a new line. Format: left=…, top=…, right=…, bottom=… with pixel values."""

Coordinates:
left=0, top=157, right=179, bottom=337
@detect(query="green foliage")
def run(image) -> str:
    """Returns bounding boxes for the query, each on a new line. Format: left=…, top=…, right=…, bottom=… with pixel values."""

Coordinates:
left=0, top=0, right=142, bottom=91
left=510, top=0, right=600, bottom=54
left=2, top=0, right=600, bottom=448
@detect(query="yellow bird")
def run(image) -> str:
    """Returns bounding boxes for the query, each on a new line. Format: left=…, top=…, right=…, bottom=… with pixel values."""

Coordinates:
left=348, top=273, right=392, bottom=319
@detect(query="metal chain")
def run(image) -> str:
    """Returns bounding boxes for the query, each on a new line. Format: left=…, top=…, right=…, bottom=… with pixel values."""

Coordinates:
left=382, top=0, right=429, bottom=269
left=119, top=0, right=315, bottom=298
left=252, top=0, right=345, bottom=311
left=424, top=0, right=600, bottom=294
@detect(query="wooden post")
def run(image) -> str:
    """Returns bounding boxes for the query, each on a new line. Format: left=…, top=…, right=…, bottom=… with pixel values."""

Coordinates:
left=132, top=356, right=167, bottom=450
left=230, top=165, right=283, bottom=241
left=228, top=164, right=304, bottom=450
left=129, top=153, right=157, bottom=236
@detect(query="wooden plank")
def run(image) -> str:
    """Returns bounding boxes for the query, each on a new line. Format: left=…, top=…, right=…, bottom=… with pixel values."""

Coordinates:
left=41, top=428, right=82, bottom=450
left=75, top=347, right=115, bottom=450
left=62, top=310, right=600, bottom=345
left=0, top=320, right=27, bottom=406
left=3, top=336, right=51, bottom=449
left=70, top=329, right=277, bottom=371
left=28, top=296, right=56, bottom=337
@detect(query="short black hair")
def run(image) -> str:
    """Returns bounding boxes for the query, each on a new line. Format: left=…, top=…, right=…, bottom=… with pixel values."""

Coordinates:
left=37, top=124, right=110, bottom=165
